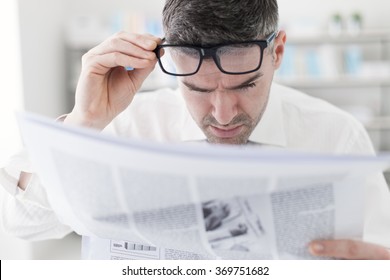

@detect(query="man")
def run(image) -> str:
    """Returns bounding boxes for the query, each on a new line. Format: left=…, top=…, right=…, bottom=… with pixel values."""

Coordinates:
left=1, top=0, right=390, bottom=259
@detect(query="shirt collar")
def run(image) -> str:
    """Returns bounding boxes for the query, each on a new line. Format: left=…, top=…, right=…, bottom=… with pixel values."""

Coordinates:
left=180, top=84, right=287, bottom=147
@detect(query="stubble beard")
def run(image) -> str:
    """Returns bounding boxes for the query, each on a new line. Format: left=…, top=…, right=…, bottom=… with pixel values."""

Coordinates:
left=201, top=113, right=262, bottom=145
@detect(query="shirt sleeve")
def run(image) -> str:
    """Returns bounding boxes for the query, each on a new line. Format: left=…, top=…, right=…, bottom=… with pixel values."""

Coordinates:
left=0, top=149, right=73, bottom=241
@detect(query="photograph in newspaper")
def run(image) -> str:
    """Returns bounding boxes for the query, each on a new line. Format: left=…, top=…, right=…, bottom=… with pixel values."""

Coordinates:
left=201, top=197, right=271, bottom=259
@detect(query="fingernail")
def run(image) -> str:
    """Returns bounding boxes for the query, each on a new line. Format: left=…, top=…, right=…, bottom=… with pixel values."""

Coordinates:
left=311, top=242, right=325, bottom=253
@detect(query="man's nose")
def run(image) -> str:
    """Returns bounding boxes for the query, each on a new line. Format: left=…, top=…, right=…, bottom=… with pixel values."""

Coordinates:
left=211, top=91, right=238, bottom=125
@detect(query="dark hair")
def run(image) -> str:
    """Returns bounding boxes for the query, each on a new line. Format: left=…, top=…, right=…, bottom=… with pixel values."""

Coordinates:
left=162, top=0, right=279, bottom=46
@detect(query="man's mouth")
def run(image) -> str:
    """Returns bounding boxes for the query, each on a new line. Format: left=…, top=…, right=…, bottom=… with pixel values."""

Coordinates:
left=209, top=125, right=244, bottom=138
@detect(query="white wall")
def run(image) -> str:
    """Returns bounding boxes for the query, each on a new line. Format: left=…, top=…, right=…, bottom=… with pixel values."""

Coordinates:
left=0, top=0, right=30, bottom=260
left=18, top=0, right=67, bottom=117
left=0, top=0, right=23, bottom=161
left=64, top=0, right=164, bottom=19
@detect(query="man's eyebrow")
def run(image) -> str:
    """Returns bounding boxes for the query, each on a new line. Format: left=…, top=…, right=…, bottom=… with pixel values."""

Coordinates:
left=181, top=81, right=215, bottom=93
left=182, top=72, right=263, bottom=92
left=226, top=72, right=263, bottom=90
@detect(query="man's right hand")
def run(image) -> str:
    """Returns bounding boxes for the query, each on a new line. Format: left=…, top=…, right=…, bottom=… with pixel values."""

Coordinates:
left=64, top=32, right=161, bottom=130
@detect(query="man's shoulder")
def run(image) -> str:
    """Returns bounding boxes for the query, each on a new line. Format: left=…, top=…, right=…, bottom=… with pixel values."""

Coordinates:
left=271, top=83, right=372, bottom=153
left=273, top=83, right=336, bottom=110
left=273, top=83, right=360, bottom=124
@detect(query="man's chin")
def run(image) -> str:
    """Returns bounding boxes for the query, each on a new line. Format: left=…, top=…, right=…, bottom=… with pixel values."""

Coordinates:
left=206, top=135, right=249, bottom=145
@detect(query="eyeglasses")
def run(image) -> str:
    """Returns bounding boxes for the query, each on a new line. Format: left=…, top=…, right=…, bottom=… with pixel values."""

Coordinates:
left=154, top=32, right=277, bottom=76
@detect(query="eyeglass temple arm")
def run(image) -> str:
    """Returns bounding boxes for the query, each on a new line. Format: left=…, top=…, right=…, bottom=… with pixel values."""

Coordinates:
left=154, top=37, right=166, bottom=55
left=266, top=31, right=279, bottom=44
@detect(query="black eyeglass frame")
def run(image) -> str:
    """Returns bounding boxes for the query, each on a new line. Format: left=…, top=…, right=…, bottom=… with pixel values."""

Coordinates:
left=154, top=31, right=278, bottom=76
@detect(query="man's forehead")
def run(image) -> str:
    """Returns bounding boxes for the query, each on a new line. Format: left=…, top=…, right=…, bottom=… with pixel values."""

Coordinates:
left=181, top=71, right=262, bottom=89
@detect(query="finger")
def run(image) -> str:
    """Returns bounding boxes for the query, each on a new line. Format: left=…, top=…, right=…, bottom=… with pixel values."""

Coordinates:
left=83, top=52, right=156, bottom=74
left=115, top=32, right=161, bottom=50
left=102, top=32, right=161, bottom=51
left=309, top=239, right=390, bottom=260
left=89, top=37, right=156, bottom=61
left=86, top=32, right=161, bottom=64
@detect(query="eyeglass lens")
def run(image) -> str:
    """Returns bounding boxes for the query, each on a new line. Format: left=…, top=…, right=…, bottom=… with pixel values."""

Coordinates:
left=158, top=46, right=201, bottom=75
left=157, top=43, right=263, bottom=76
left=217, top=44, right=262, bottom=73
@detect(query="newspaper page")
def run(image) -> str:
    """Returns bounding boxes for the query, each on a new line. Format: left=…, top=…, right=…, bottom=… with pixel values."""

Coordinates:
left=17, top=113, right=390, bottom=259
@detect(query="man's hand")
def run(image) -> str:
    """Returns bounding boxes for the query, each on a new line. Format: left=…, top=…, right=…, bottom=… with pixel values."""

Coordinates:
left=65, top=32, right=161, bottom=130
left=309, top=239, right=390, bottom=260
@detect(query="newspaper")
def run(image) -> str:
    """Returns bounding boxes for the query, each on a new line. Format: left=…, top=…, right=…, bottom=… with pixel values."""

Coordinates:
left=17, top=113, right=390, bottom=260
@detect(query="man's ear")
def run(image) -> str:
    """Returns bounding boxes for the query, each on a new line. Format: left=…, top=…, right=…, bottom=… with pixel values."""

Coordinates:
left=272, top=30, right=286, bottom=69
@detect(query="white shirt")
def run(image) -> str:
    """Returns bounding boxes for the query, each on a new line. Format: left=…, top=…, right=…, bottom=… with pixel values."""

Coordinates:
left=1, top=83, right=390, bottom=248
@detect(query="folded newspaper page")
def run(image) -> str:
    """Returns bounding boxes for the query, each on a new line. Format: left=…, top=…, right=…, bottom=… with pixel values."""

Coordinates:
left=18, top=113, right=390, bottom=259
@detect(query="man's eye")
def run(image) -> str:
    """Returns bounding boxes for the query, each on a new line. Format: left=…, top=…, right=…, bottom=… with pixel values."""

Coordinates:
left=240, top=83, right=257, bottom=91
left=190, top=88, right=212, bottom=93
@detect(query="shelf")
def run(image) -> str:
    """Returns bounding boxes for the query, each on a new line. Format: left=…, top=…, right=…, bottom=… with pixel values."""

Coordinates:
left=276, top=77, right=390, bottom=89
left=365, top=116, right=390, bottom=130
left=286, top=29, right=390, bottom=45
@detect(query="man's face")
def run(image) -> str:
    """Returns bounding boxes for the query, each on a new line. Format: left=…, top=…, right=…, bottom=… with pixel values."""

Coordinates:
left=179, top=32, right=285, bottom=145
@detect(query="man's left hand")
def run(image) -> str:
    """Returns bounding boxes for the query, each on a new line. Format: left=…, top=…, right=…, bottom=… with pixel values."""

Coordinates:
left=309, top=239, right=390, bottom=260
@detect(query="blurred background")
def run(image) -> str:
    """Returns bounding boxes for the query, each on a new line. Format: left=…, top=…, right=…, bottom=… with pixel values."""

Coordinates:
left=1, top=0, right=390, bottom=259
